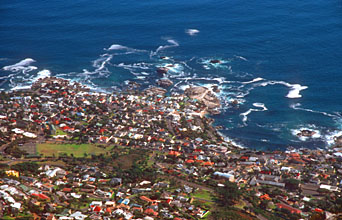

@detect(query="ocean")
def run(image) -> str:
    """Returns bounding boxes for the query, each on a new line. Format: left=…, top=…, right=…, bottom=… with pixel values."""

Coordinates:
left=1, top=0, right=342, bottom=150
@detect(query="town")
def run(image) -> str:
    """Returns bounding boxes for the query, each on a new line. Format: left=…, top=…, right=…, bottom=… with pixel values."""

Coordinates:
left=0, top=77, right=342, bottom=220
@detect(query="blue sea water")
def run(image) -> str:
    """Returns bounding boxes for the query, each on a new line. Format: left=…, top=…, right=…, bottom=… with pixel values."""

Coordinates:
left=1, top=0, right=342, bottom=150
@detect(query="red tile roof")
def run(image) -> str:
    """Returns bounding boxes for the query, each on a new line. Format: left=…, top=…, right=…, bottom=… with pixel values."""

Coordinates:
left=277, top=203, right=301, bottom=214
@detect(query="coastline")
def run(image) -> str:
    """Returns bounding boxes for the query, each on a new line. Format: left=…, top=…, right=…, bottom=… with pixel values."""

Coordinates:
left=1, top=76, right=342, bottom=219
left=2, top=76, right=342, bottom=152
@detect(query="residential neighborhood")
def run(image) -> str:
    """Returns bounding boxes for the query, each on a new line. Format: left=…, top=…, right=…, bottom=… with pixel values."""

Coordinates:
left=0, top=77, right=342, bottom=219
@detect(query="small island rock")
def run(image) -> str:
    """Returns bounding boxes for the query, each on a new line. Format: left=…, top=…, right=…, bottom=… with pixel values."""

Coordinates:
left=210, top=59, right=221, bottom=64
left=157, top=78, right=173, bottom=88
left=297, top=129, right=316, bottom=137
left=334, top=136, right=342, bottom=146
left=144, top=86, right=167, bottom=96
left=157, top=67, right=169, bottom=75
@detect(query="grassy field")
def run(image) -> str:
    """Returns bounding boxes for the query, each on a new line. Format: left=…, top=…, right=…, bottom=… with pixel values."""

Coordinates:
left=192, top=189, right=213, bottom=201
left=53, top=129, right=67, bottom=136
left=37, top=143, right=110, bottom=157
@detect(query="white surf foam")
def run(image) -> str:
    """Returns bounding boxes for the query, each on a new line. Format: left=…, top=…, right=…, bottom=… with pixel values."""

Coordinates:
left=242, top=77, right=264, bottom=84
left=161, top=63, right=183, bottom=73
left=179, top=84, right=191, bottom=91
left=106, top=44, right=127, bottom=50
left=234, top=55, right=248, bottom=61
left=325, top=131, right=342, bottom=146
left=256, top=80, right=308, bottom=99
left=10, top=85, right=32, bottom=91
left=253, top=102, right=268, bottom=111
left=0, top=75, right=10, bottom=80
left=35, top=69, right=51, bottom=81
left=219, top=133, right=245, bottom=149
left=185, top=29, right=200, bottom=36
left=116, top=62, right=151, bottom=70
left=290, top=103, right=338, bottom=118
left=151, top=39, right=179, bottom=57
left=2, top=58, right=37, bottom=73
left=105, top=44, right=148, bottom=53
left=286, top=84, right=308, bottom=98
left=240, top=103, right=268, bottom=123
left=240, top=109, right=252, bottom=122
left=92, top=54, right=113, bottom=74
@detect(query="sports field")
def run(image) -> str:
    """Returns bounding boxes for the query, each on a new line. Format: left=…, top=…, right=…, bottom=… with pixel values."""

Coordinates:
left=37, top=143, right=109, bottom=157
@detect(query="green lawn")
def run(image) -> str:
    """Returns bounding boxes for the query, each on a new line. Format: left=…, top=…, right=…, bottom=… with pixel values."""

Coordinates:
left=53, top=129, right=67, bottom=136
left=234, top=200, right=247, bottom=209
left=192, top=189, right=213, bottom=201
left=191, top=189, right=214, bottom=208
left=37, top=143, right=109, bottom=157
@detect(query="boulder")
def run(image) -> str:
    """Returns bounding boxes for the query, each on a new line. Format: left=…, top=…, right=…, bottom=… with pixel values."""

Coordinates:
left=157, top=78, right=173, bottom=88
left=334, top=136, right=342, bottom=146
left=297, top=129, right=316, bottom=137
left=210, top=59, right=221, bottom=64
left=231, top=100, right=239, bottom=106
left=157, top=67, right=169, bottom=75
left=211, top=85, right=220, bottom=93
left=144, top=86, right=167, bottom=96
left=127, top=81, right=141, bottom=88
left=185, top=86, right=221, bottom=114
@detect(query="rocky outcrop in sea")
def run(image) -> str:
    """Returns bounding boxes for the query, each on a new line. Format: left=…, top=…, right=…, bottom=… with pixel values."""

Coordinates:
left=184, top=86, right=221, bottom=114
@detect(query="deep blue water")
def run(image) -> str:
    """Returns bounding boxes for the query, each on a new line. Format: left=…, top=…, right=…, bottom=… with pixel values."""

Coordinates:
left=1, top=0, right=342, bottom=150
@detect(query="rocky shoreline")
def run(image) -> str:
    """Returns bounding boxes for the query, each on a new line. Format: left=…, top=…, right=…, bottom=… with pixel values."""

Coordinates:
left=2, top=76, right=342, bottom=149
left=1, top=76, right=342, bottom=219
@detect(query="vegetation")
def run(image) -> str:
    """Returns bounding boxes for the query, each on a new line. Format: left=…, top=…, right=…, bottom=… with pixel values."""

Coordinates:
left=36, top=143, right=110, bottom=157
left=11, top=162, right=39, bottom=174
left=192, top=189, right=213, bottom=201
left=215, top=181, right=242, bottom=206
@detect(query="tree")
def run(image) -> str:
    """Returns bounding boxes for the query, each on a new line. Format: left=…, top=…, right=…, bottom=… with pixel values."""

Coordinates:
left=11, top=162, right=39, bottom=174
left=284, top=178, right=300, bottom=191
left=309, top=212, right=326, bottom=220
left=215, top=181, right=242, bottom=206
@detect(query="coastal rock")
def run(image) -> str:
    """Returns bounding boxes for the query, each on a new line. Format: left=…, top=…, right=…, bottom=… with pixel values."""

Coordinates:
left=334, top=136, right=342, bottom=146
left=210, top=59, right=221, bottom=64
left=231, top=100, right=239, bottom=106
left=144, top=86, right=167, bottom=96
left=184, top=86, right=221, bottom=114
left=128, top=81, right=141, bottom=88
left=211, top=85, right=220, bottom=93
left=157, top=67, right=169, bottom=75
left=297, top=129, right=316, bottom=137
left=156, top=78, right=173, bottom=88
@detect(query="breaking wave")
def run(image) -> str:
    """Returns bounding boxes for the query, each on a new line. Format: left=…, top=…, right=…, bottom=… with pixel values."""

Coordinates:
left=151, top=39, right=179, bottom=57
left=105, top=43, right=148, bottom=53
left=240, top=103, right=268, bottom=123
left=2, top=58, right=37, bottom=73
left=185, top=29, right=200, bottom=36
left=258, top=80, right=308, bottom=99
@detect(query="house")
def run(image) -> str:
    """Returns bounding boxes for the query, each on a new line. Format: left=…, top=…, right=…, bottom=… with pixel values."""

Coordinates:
left=145, top=208, right=158, bottom=216
left=213, top=171, right=235, bottom=182
left=5, top=170, right=19, bottom=178
left=320, top=184, right=340, bottom=192
left=277, top=203, right=301, bottom=215
left=70, top=211, right=88, bottom=220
